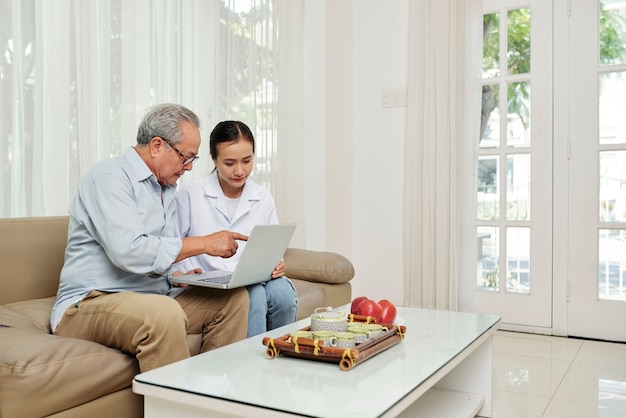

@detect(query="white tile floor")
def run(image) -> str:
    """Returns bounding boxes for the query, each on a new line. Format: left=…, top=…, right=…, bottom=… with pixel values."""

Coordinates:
left=492, top=330, right=626, bottom=418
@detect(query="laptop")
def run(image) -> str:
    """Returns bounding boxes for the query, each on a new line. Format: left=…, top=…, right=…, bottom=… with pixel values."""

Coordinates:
left=169, top=223, right=296, bottom=289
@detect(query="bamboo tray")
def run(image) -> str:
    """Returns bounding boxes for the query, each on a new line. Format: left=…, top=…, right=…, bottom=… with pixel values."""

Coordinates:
left=262, top=315, right=407, bottom=371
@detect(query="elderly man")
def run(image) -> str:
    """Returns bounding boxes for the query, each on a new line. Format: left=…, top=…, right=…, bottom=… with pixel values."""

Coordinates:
left=51, top=103, right=249, bottom=372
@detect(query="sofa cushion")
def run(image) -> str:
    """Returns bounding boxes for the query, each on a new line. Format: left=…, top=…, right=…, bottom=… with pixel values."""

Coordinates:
left=284, top=248, right=355, bottom=284
left=291, top=279, right=352, bottom=321
left=0, top=216, right=69, bottom=305
left=2, top=297, right=55, bottom=332
left=0, top=327, right=139, bottom=418
left=0, top=305, right=43, bottom=330
left=291, top=279, right=325, bottom=321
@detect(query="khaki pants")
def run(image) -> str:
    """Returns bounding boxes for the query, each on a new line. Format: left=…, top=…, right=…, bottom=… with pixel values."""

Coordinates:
left=55, top=287, right=249, bottom=372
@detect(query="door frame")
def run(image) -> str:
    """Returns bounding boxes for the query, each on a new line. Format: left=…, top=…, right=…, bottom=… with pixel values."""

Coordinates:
left=552, top=0, right=570, bottom=337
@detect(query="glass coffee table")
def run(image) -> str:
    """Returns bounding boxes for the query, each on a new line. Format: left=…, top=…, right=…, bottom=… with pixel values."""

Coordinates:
left=133, top=306, right=500, bottom=417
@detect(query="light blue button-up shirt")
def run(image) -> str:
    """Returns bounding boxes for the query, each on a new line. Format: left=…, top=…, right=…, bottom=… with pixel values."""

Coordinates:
left=50, top=147, right=184, bottom=332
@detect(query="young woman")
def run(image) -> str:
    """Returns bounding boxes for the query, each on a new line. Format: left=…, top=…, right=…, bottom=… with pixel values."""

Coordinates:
left=172, top=121, right=297, bottom=337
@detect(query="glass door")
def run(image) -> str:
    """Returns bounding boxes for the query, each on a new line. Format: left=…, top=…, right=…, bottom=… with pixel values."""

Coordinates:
left=462, top=0, right=553, bottom=328
left=567, top=0, right=626, bottom=342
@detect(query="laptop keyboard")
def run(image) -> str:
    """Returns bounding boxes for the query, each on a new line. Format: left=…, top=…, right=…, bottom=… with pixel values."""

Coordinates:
left=198, top=274, right=232, bottom=284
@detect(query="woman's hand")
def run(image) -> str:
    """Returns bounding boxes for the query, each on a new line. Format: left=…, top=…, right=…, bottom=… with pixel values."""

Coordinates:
left=271, top=260, right=286, bottom=279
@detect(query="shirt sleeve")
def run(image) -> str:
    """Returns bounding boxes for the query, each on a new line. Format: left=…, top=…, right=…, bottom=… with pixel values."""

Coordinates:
left=80, top=170, right=182, bottom=276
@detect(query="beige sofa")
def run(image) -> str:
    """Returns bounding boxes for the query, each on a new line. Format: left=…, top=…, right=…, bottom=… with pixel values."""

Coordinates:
left=0, top=216, right=354, bottom=418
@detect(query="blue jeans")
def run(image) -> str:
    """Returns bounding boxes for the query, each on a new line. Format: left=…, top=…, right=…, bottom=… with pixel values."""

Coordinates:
left=246, top=277, right=297, bottom=338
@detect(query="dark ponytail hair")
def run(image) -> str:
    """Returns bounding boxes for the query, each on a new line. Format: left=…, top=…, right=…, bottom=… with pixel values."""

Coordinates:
left=209, top=121, right=255, bottom=161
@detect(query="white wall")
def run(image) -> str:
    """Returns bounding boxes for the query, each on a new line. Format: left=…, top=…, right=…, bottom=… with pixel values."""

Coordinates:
left=304, top=0, right=410, bottom=307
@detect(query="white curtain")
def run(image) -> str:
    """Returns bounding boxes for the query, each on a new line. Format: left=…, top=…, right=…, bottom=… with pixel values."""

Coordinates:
left=275, top=0, right=305, bottom=237
left=1, top=0, right=287, bottom=218
left=403, top=0, right=481, bottom=310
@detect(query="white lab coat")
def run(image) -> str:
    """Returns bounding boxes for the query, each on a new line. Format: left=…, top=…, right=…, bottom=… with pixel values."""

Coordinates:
left=171, top=172, right=278, bottom=274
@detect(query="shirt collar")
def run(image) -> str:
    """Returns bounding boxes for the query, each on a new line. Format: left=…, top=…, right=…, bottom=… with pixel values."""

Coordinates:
left=124, top=146, right=154, bottom=182
left=204, top=171, right=260, bottom=201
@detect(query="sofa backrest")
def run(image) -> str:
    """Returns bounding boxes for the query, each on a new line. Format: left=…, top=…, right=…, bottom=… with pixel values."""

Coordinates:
left=1, top=216, right=69, bottom=304
left=1, top=216, right=356, bottom=306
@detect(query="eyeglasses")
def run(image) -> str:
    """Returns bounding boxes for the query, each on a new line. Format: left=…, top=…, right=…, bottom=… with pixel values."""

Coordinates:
left=160, top=137, right=199, bottom=166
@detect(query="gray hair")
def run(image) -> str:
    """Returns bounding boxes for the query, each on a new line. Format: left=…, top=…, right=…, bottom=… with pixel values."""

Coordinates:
left=136, top=103, right=201, bottom=145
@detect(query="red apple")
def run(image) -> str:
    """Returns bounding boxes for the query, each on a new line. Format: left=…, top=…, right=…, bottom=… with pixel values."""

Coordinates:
left=378, top=299, right=397, bottom=324
left=357, top=299, right=382, bottom=320
left=350, top=296, right=369, bottom=314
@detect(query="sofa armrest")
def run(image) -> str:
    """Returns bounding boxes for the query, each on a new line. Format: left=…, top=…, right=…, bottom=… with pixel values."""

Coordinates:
left=283, top=248, right=354, bottom=285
